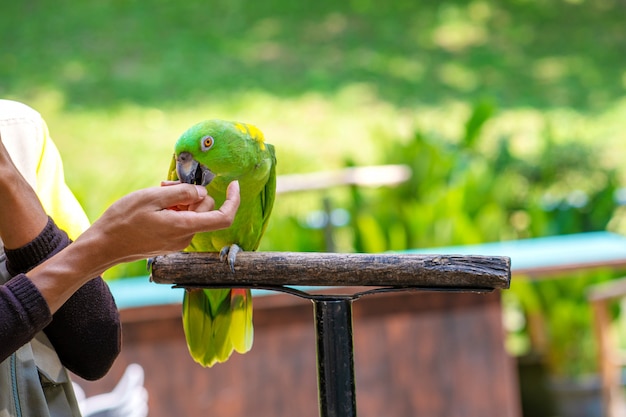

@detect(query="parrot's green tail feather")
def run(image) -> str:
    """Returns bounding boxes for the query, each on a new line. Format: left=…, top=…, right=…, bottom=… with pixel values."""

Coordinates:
left=183, top=289, right=219, bottom=367
left=182, top=288, right=254, bottom=367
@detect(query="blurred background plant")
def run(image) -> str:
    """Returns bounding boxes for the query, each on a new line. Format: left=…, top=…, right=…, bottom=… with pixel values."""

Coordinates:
left=275, top=99, right=626, bottom=381
left=3, top=0, right=626, bottom=392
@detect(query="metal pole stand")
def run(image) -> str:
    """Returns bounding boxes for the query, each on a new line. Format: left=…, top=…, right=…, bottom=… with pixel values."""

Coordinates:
left=314, top=297, right=357, bottom=417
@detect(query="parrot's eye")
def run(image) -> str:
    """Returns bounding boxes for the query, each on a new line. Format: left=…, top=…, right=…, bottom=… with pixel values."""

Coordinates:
left=201, top=135, right=214, bottom=151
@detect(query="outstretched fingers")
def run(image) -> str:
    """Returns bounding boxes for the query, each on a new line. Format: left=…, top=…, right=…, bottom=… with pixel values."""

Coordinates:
left=153, top=183, right=209, bottom=209
left=159, top=181, right=240, bottom=233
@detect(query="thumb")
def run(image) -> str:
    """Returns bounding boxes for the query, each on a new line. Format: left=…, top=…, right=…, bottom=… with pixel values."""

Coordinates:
left=220, top=181, right=240, bottom=213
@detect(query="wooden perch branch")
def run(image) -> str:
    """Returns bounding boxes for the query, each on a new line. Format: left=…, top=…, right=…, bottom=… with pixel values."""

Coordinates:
left=150, top=252, right=511, bottom=290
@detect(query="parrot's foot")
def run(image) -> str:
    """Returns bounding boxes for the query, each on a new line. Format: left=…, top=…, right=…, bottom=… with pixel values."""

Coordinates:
left=219, top=244, right=242, bottom=273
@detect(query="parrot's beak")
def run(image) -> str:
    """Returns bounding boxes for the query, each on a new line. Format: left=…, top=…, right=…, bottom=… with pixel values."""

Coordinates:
left=176, top=152, right=215, bottom=186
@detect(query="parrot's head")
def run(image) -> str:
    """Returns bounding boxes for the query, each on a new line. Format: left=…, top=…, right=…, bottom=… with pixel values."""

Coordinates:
left=174, top=119, right=267, bottom=187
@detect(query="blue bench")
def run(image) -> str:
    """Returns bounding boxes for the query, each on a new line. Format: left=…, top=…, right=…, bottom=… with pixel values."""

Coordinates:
left=405, top=231, right=626, bottom=277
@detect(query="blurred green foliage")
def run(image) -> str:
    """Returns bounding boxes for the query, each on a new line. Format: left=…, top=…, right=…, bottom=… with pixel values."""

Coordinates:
left=264, top=100, right=625, bottom=378
left=349, top=100, right=618, bottom=252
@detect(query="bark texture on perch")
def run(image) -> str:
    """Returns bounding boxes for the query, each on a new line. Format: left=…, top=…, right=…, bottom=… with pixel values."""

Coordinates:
left=150, top=252, right=511, bottom=291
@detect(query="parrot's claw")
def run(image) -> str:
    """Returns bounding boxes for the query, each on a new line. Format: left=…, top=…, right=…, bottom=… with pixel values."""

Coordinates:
left=219, top=244, right=241, bottom=273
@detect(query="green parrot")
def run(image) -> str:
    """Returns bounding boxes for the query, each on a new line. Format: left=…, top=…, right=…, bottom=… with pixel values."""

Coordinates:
left=168, top=119, right=276, bottom=367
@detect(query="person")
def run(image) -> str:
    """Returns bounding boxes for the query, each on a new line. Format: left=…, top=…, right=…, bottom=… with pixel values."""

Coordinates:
left=0, top=99, right=240, bottom=417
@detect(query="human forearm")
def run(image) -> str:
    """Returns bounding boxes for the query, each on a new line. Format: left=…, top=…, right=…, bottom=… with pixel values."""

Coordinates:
left=24, top=237, right=104, bottom=313
left=0, top=137, right=48, bottom=249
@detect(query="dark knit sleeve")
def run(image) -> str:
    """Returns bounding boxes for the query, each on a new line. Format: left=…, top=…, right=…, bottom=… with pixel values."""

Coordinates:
left=44, top=277, right=121, bottom=380
left=4, top=217, right=69, bottom=277
left=0, top=274, right=52, bottom=362
left=4, top=217, right=121, bottom=380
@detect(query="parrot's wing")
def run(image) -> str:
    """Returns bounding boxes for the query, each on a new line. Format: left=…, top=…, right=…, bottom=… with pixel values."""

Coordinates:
left=252, top=143, right=276, bottom=251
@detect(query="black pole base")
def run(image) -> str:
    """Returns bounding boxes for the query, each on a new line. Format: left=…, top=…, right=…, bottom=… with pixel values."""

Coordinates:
left=313, top=298, right=357, bottom=417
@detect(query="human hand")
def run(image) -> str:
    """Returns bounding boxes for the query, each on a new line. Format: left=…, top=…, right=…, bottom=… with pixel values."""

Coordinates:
left=26, top=181, right=240, bottom=313
left=75, top=181, right=240, bottom=273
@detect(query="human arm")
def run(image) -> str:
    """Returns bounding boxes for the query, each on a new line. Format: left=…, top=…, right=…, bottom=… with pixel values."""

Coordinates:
left=0, top=128, right=238, bottom=312
left=0, top=182, right=239, bottom=372
left=0, top=133, right=48, bottom=249
left=0, top=136, right=121, bottom=378
left=27, top=181, right=239, bottom=312
left=3, top=217, right=121, bottom=380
